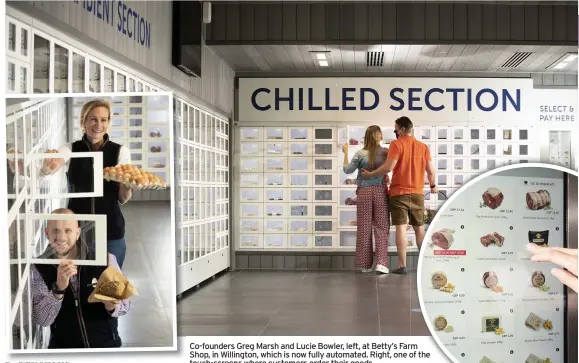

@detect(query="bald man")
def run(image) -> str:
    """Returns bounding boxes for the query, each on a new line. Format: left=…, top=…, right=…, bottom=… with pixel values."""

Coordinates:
left=24, top=208, right=131, bottom=349
left=40, top=208, right=84, bottom=260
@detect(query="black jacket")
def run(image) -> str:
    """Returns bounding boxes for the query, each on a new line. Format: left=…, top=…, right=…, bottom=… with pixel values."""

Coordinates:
left=67, top=134, right=125, bottom=240
left=34, top=249, right=122, bottom=349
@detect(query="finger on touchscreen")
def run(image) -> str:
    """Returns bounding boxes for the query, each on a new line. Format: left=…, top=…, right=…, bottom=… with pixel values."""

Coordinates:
left=531, top=250, right=578, bottom=274
left=551, top=268, right=578, bottom=293
left=548, top=247, right=579, bottom=256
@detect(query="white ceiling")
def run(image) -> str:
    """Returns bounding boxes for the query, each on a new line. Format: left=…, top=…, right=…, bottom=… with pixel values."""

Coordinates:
left=209, top=44, right=579, bottom=74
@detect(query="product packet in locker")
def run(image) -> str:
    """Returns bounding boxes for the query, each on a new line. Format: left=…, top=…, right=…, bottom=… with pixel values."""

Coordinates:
left=420, top=262, right=467, bottom=303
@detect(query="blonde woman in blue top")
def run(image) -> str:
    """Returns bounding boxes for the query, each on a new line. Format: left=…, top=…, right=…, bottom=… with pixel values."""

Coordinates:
left=342, top=125, right=390, bottom=274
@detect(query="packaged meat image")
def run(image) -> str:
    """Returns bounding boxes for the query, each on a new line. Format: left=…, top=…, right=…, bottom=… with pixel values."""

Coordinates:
left=481, top=187, right=504, bottom=209
left=430, top=229, right=455, bottom=250
left=528, top=230, right=549, bottom=246
left=483, top=271, right=499, bottom=289
left=480, top=232, right=505, bottom=247
left=483, top=271, right=504, bottom=292
left=526, top=190, right=551, bottom=210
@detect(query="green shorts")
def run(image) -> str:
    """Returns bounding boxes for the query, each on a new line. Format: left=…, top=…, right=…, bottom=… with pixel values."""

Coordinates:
left=388, top=193, right=425, bottom=226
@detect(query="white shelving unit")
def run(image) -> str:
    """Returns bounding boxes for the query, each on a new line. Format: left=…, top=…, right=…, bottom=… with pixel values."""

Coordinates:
left=235, top=125, right=540, bottom=252
left=71, top=95, right=171, bottom=185
left=549, top=130, right=572, bottom=168
left=238, top=126, right=343, bottom=250
left=6, top=18, right=159, bottom=95
left=174, top=99, right=230, bottom=295
left=6, top=98, right=69, bottom=350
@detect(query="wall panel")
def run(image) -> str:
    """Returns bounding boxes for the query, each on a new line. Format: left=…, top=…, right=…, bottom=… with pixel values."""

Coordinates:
left=310, top=3, right=326, bottom=41
left=467, top=4, right=483, bottom=41
left=367, top=3, right=383, bottom=41
left=296, top=3, right=311, bottom=41
left=353, top=3, right=368, bottom=41
left=553, top=5, right=569, bottom=41
left=524, top=6, right=539, bottom=42
left=282, top=3, right=297, bottom=41
left=226, top=3, right=240, bottom=41
left=240, top=3, right=255, bottom=41
left=382, top=3, right=397, bottom=41
left=510, top=5, right=526, bottom=42
left=10, top=1, right=235, bottom=117
left=533, top=73, right=578, bottom=87
left=453, top=3, right=467, bottom=41
left=205, top=1, right=577, bottom=46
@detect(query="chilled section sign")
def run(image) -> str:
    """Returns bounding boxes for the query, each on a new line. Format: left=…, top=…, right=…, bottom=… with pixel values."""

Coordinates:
left=239, top=78, right=534, bottom=123
left=251, top=87, right=522, bottom=113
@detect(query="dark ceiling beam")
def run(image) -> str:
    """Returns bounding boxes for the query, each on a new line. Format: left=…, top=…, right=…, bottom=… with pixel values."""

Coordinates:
left=205, top=1, right=578, bottom=46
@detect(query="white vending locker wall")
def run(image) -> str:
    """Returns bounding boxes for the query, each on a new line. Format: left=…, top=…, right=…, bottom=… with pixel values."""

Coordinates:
left=233, top=124, right=541, bottom=252
left=6, top=98, right=79, bottom=350
left=234, top=78, right=577, bottom=253
left=420, top=168, right=568, bottom=363
left=174, top=100, right=230, bottom=295
left=5, top=13, right=233, bottom=297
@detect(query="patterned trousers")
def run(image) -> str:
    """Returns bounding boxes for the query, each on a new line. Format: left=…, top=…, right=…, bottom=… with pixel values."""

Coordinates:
left=355, top=184, right=390, bottom=269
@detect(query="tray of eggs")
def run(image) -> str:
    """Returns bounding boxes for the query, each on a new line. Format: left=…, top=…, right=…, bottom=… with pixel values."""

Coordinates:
left=103, top=165, right=168, bottom=190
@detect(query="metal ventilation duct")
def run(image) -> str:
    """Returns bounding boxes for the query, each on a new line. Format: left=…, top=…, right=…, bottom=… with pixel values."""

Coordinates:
left=366, top=51, right=384, bottom=67
left=500, top=52, right=532, bottom=68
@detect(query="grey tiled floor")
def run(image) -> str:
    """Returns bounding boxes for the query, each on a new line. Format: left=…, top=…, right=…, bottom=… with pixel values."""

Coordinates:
left=178, top=270, right=429, bottom=336
left=117, top=201, right=175, bottom=347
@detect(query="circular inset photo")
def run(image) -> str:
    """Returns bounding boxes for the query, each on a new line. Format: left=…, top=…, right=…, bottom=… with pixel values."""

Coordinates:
left=418, top=164, right=578, bottom=363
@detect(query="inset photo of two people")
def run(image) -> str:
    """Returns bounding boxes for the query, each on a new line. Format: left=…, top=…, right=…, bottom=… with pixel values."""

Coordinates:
left=6, top=94, right=177, bottom=352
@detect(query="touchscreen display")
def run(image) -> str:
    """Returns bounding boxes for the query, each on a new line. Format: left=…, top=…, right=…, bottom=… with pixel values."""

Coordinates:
left=420, top=168, right=567, bottom=363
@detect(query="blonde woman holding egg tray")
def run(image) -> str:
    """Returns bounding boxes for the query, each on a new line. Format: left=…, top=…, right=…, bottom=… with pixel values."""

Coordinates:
left=40, top=99, right=132, bottom=268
